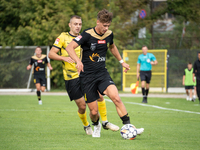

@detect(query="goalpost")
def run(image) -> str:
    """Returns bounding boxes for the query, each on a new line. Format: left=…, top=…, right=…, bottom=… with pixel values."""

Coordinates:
left=122, top=49, right=168, bottom=92
left=0, top=46, right=51, bottom=92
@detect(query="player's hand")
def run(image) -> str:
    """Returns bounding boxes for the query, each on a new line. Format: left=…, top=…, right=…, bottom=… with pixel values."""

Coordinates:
left=76, top=60, right=84, bottom=73
left=49, top=66, right=53, bottom=70
left=137, top=74, right=140, bottom=79
left=27, top=65, right=31, bottom=70
left=62, top=57, right=75, bottom=63
left=182, top=82, right=185, bottom=86
left=122, top=62, right=130, bottom=73
left=193, top=78, right=195, bottom=82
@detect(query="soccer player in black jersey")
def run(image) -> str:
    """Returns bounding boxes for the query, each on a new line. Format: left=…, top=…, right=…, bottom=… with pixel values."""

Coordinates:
left=66, top=9, right=144, bottom=137
left=27, top=47, right=53, bottom=105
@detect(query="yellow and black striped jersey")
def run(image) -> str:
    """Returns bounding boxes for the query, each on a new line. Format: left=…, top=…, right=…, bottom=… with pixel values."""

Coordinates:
left=53, top=32, right=81, bottom=80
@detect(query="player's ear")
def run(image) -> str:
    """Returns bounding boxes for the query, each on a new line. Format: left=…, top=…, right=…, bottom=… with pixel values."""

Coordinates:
left=69, top=23, right=71, bottom=28
left=97, top=20, right=100, bottom=25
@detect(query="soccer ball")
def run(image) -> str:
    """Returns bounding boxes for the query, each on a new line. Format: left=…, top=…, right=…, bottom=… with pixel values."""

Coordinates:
left=120, top=124, right=137, bottom=140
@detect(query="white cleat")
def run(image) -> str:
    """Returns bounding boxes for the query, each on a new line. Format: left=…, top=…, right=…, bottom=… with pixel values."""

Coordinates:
left=102, top=122, right=120, bottom=131
left=136, top=128, right=144, bottom=135
left=38, top=100, right=42, bottom=105
left=84, top=125, right=93, bottom=135
left=186, top=96, right=190, bottom=101
left=92, top=122, right=101, bottom=137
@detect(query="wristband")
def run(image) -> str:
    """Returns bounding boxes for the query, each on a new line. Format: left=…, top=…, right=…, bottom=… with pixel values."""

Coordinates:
left=119, top=60, right=124, bottom=64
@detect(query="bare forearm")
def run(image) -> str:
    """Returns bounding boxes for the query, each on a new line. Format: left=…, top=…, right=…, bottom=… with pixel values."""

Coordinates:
left=48, top=50, right=64, bottom=61
left=110, top=44, right=122, bottom=61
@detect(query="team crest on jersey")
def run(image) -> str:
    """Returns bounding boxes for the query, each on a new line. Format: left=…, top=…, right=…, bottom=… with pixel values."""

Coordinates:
left=75, top=35, right=82, bottom=41
left=55, top=38, right=60, bottom=44
left=90, top=43, right=97, bottom=51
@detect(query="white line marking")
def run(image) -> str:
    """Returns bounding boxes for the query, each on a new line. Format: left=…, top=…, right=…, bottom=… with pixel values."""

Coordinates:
left=105, top=99, right=200, bottom=115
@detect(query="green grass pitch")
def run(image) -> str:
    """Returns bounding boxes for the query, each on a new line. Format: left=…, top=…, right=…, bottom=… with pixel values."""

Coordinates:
left=0, top=95, right=200, bottom=150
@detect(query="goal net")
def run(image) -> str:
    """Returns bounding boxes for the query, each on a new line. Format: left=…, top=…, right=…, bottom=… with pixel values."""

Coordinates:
left=122, top=49, right=168, bottom=92
left=0, top=46, right=51, bottom=92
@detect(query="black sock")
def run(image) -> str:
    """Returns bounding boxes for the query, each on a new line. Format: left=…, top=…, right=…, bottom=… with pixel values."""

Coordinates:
left=120, top=113, right=130, bottom=124
left=92, top=117, right=99, bottom=126
left=145, top=89, right=149, bottom=96
left=36, top=91, right=41, bottom=101
left=142, top=88, right=146, bottom=97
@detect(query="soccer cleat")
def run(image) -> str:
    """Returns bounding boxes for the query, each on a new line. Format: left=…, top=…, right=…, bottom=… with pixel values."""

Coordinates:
left=38, top=100, right=42, bottom=105
left=102, top=122, right=120, bottom=131
left=186, top=96, right=190, bottom=101
left=142, top=97, right=147, bottom=103
left=84, top=125, right=93, bottom=135
left=136, top=128, right=144, bottom=135
left=92, top=122, right=101, bottom=137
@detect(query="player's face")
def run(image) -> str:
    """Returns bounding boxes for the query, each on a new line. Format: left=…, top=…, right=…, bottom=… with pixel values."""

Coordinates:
left=35, top=48, right=42, bottom=55
left=188, top=64, right=192, bottom=70
left=69, top=18, right=82, bottom=36
left=96, top=20, right=111, bottom=35
left=198, top=53, right=200, bottom=60
left=142, top=46, right=148, bottom=55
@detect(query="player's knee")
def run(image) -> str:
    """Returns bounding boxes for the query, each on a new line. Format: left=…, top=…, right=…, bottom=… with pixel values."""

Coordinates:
left=111, top=95, right=121, bottom=104
left=41, top=89, right=45, bottom=92
left=90, top=109, right=98, bottom=116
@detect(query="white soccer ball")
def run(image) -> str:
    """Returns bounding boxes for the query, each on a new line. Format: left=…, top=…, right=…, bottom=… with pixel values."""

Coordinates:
left=120, top=124, right=137, bottom=140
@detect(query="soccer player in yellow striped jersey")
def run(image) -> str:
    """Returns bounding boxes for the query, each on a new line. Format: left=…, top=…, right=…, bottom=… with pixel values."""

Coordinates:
left=48, top=15, right=119, bottom=135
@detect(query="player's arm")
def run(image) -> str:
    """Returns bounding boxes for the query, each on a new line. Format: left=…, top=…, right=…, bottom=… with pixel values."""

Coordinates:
left=47, top=63, right=53, bottom=70
left=66, top=40, right=83, bottom=73
left=27, top=64, right=32, bottom=70
left=151, top=60, right=158, bottom=65
left=109, top=43, right=130, bottom=73
left=48, top=47, right=74, bottom=63
left=137, top=63, right=140, bottom=79
left=27, top=58, right=33, bottom=70
left=193, top=62, right=197, bottom=82
left=182, top=75, right=185, bottom=85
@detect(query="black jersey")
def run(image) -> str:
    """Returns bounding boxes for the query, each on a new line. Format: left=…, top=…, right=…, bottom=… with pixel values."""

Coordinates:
left=73, top=27, right=114, bottom=77
left=193, top=59, right=200, bottom=80
left=29, top=54, right=48, bottom=76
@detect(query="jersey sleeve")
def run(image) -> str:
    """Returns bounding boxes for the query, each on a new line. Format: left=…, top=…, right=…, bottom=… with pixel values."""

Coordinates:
left=183, top=70, right=186, bottom=75
left=53, top=33, right=64, bottom=49
left=150, top=53, right=156, bottom=61
left=73, top=30, right=89, bottom=46
left=29, top=58, right=34, bottom=65
left=45, top=56, right=48, bottom=63
left=110, top=32, right=114, bottom=45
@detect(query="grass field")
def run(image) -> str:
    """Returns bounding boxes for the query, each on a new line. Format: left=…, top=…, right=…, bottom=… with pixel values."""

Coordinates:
left=0, top=95, right=200, bottom=150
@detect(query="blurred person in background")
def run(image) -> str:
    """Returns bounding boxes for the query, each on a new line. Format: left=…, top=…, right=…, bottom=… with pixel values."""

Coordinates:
left=137, top=46, right=158, bottom=103
left=193, top=52, right=200, bottom=104
left=27, top=47, right=53, bottom=105
left=183, top=62, right=196, bottom=101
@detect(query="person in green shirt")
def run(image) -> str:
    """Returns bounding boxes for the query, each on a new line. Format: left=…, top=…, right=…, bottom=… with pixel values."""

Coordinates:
left=182, top=62, right=196, bottom=101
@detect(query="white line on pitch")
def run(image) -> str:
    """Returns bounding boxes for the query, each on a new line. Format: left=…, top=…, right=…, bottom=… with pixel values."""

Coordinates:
left=105, top=99, right=200, bottom=115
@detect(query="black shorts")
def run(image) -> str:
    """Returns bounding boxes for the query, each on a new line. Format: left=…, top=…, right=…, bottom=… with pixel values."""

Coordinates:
left=65, top=78, right=83, bottom=101
left=185, top=86, right=194, bottom=89
left=80, top=71, right=115, bottom=103
left=140, top=71, right=152, bottom=84
left=34, top=75, right=46, bottom=86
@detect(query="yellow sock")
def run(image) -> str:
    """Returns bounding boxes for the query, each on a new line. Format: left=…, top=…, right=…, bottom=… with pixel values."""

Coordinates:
left=98, top=99, right=107, bottom=122
left=77, top=111, right=89, bottom=127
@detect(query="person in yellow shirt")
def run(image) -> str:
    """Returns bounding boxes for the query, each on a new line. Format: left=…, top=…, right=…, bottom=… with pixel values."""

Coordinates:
left=48, top=15, right=119, bottom=136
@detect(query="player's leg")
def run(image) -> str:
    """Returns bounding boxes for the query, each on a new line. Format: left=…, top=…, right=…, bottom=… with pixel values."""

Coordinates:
left=144, top=71, right=152, bottom=103
left=189, top=88, right=193, bottom=101
left=140, top=71, right=147, bottom=103
left=196, top=80, right=200, bottom=104
left=185, top=88, right=189, bottom=101
left=193, top=86, right=196, bottom=101
left=65, top=78, right=92, bottom=135
left=34, top=76, right=42, bottom=105
left=97, top=93, right=119, bottom=131
left=87, top=100, right=101, bottom=137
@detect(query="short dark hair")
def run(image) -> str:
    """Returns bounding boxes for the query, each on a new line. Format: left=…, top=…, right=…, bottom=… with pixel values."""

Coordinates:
left=70, top=15, right=81, bottom=22
left=36, top=46, right=42, bottom=51
left=97, top=9, right=113, bottom=23
left=188, top=62, right=192, bottom=64
left=198, top=52, right=200, bottom=54
left=142, top=45, right=147, bottom=48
